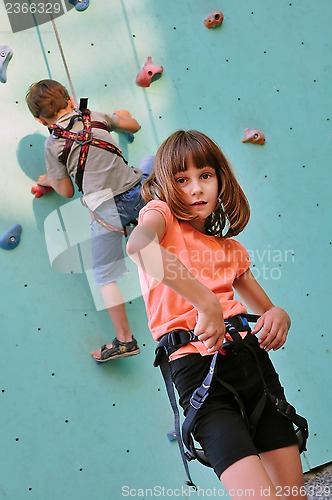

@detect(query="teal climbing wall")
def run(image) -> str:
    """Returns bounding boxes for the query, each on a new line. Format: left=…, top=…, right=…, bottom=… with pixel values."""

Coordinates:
left=1, top=0, right=331, bottom=498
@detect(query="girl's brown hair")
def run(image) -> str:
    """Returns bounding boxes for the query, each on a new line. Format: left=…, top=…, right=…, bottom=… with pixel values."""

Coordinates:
left=141, top=130, right=250, bottom=237
left=26, top=79, right=70, bottom=119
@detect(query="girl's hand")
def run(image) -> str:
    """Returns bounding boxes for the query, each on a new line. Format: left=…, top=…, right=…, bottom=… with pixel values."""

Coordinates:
left=251, top=306, right=291, bottom=351
left=194, top=297, right=226, bottom=353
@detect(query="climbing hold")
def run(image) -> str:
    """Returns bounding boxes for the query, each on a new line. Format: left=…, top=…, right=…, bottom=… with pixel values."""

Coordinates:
left=204, top=10, right=224, bottom=29
left=125, top=132, right=135, bottom=143
left=167, top=430, right=177, bottom=442
left=0, top=224, right=22, bottom=250
left=136, top=56, right=163, bottom=88
left=31, top=185, right=54, bottom=198
left=68, top=0, right=90, bottom=12
left=0, top=45, right=13, bottom=84
left=242, top=128, right=266, bottom=145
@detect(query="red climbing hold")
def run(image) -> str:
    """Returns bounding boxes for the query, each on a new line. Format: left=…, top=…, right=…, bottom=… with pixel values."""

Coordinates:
left=31, top=185, right=54, bottom=198
left=136, top=56, right=163, bottom=88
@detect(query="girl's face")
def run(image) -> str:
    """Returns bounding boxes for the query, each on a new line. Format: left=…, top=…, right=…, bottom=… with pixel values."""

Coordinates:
left=174, top=159, right=219, bottom=232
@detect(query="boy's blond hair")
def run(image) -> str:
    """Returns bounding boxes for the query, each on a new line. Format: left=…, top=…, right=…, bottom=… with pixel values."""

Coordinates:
left=26, top=79, right=70, bottom=119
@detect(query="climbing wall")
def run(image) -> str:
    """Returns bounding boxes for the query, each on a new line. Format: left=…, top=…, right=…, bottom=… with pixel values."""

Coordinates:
left=0, top=0, right=331, bottom=498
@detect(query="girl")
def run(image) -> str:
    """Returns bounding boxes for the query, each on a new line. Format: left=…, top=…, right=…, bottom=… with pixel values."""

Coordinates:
left=126, top=130, right=307, bottom=499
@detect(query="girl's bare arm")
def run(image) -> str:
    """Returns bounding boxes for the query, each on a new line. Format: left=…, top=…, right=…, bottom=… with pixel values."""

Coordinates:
left=127, top=209, right=225, bottom=352
left=234, top=268, right=291, bottom=351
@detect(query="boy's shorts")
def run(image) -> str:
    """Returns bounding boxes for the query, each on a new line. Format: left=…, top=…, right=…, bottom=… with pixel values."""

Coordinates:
left=170, top=332, right=298, bottom=479
left=91, top=156, right=154, bottom=286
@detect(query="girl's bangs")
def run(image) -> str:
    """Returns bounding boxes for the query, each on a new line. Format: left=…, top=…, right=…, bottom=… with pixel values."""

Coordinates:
left=173, top=135, right=218, bottom=174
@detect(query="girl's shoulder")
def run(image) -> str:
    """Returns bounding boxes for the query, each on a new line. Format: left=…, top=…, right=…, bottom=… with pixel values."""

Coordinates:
left=139, top=200, right=181, bottom=245
left=221, top=236, right=248, bottom=252
left=139, top=200, right=175, bottom=225
left=224, top=237, right=248, bottom=251
left=221, top=237, right=251, bottom=264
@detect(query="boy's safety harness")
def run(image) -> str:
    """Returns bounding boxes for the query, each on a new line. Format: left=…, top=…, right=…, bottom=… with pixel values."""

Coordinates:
left=49, top=98, right=134, bottom=235
left=49, top=98, right=128, bottom=194
left=154, top=314, right=309, bottom=489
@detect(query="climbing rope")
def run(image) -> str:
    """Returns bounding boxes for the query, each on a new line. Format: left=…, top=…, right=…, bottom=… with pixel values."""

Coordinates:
left=28, top=0, right=79, bottom=107
left=47, top=9, right=78, bottom=107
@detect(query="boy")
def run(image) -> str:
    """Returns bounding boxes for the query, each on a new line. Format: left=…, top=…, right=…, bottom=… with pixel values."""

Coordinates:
left=26, top=79, right=153, bottom=362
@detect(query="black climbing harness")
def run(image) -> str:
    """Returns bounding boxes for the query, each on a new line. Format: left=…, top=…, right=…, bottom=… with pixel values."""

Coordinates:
left=154, top=314, right=309, bottom=489
left=49, top=98, right=128, bottom=193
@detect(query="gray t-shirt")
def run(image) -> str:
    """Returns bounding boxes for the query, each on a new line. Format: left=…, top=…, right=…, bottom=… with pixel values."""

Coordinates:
left=45, top=110, right=142, bottom=210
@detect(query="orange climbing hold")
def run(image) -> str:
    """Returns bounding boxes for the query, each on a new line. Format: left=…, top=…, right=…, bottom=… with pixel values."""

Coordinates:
left=204, top=10, right=224, bottom=29
left=242, top=129, right=266, bottom=145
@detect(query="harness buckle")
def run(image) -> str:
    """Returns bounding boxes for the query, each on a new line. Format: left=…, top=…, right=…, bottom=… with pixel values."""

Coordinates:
left=74, top=131, right=93, bottom=145
left=275, top=398, right=296, bottom=420
left=190, top=390, right=209, bottom=410
left=167, top=329, right=183, bottom=347
left=167, top=329, right=196, bottom=347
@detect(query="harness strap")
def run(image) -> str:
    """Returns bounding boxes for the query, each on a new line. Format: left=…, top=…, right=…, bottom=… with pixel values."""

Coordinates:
left=158, top=354, right=197, bottom=489
left=182, top=349, right=254, bottom=466
left=236, top=336, right=309, bottom=453
left=154, top=313, right=309, bottom=486
left=49, top=108, right=128, bottom=193
left=154, top=315, right=258, bottom=485
left=181, top=316, right=257, bottom=467
left=89, top=210, right=126, bottom=235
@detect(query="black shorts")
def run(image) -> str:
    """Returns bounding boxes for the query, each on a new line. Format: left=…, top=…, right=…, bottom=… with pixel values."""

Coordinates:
left=170, top=333, right=298, bottom=478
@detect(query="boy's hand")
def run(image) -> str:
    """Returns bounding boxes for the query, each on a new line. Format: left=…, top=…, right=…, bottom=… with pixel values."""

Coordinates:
left=36, top=175, right=74, bottom=198
left=113, top=109, right=141, bottom=133
left=114, top=109, right=132, bottom=118
left=37, top=174, right=51, bottom=187
left=251, top=306, right=291, bottom=351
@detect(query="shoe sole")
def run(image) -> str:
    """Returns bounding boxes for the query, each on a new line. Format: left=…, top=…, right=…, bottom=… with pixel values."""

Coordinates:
left=94, top=348, right=141, bottom=363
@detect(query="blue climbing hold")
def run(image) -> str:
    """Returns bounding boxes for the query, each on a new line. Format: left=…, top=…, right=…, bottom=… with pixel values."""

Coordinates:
left=0, top=45, right=13, bottom=84
left=125, top=132, right=135, bottom=143
left=167, top=430, right=177, bottom=442
left=0, top=224, right=22, bottom=250
left=69, top=0, right=90, bottom=12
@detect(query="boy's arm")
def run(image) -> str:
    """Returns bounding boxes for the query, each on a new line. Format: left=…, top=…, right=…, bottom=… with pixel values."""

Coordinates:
left=234, top=268, right=291, bottom=351
left=127, top=209, right=225, bottom=352
left=112, top=109, right=141, bottom=133
left=37, top=174, right=74, bottom=198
